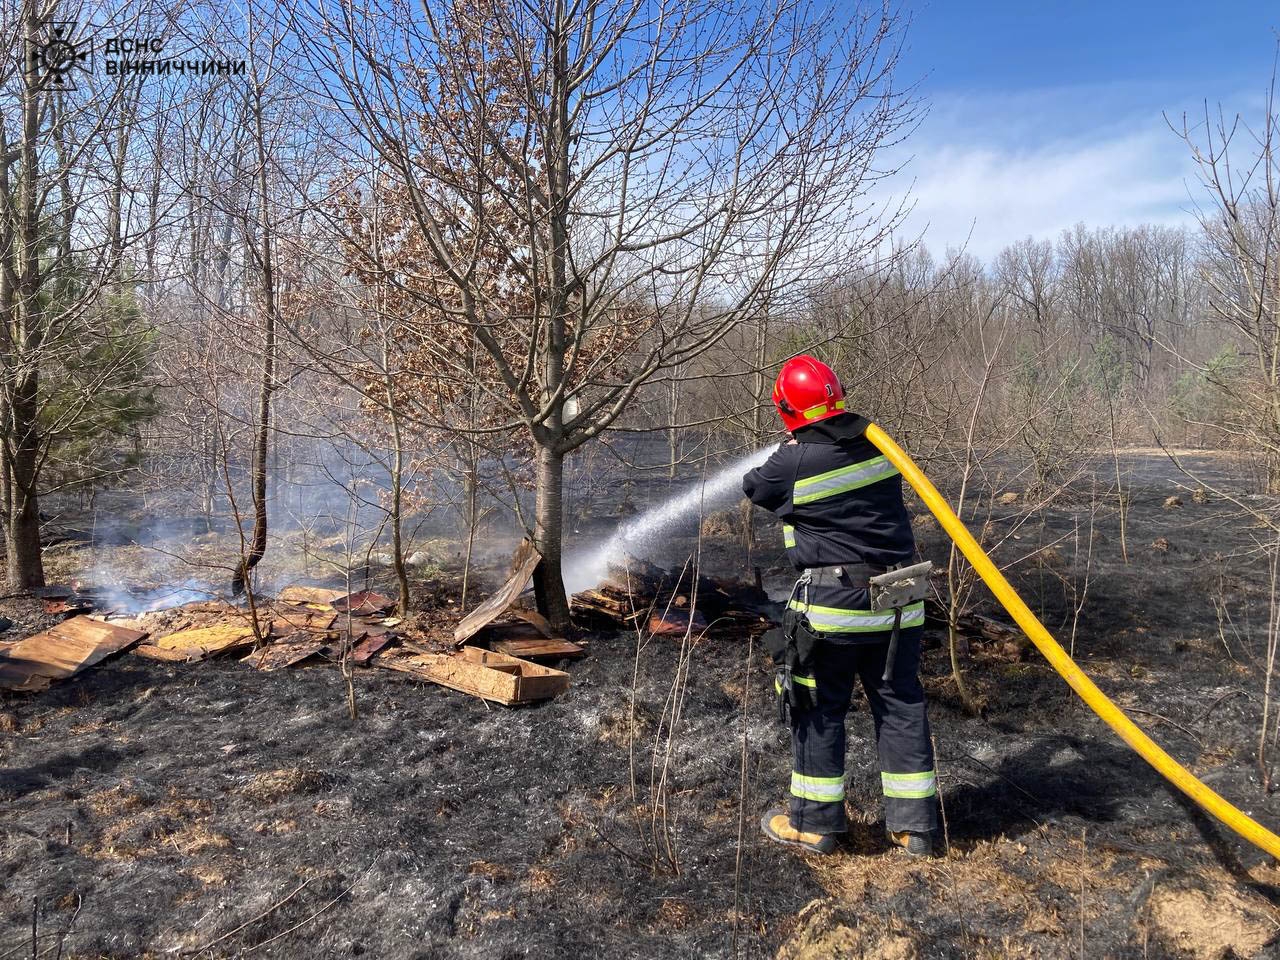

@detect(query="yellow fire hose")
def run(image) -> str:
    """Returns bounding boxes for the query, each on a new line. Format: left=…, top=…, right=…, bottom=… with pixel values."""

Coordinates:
left=865, top=422, right=1280, bottom=860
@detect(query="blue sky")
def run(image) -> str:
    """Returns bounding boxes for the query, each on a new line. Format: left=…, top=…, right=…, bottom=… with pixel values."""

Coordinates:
left=887, top=2, right=1279, bottom=259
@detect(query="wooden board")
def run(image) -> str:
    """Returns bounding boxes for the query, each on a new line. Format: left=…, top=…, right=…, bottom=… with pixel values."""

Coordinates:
left=332, top=591, right=395, bottom=616
left=277, top=585, right=345, bottom=606
left=378, top=646, right=568, bottom=705
left=453, top=539, right=542, bottom=646
left=0, top=616, right=148, bottom=692
left=132, top=643, right=190, bottom=662
left=350, top=632, right=392, bottom=665
left=268, top=605, right=337, bottom=635
left=490, top=637, right=585, bottom=661
left=511, top=608, right=555, bottom=638
left=244, top=633, right=328, bottom=671
left=155, top=623, right=261, bottom=660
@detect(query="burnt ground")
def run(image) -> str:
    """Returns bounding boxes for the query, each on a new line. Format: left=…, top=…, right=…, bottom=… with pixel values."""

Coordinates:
left=5, top=451, right=1280, bottom=957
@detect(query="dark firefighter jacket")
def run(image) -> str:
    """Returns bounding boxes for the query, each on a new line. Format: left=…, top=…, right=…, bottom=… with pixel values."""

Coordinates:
left=742, top=412, right=918, bottom=639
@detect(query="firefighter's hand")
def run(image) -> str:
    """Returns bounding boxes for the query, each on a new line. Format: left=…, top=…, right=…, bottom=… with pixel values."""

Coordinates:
left=785, top=437, right=798, bottom=445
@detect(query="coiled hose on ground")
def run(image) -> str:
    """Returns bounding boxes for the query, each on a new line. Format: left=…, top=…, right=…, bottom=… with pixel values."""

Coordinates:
left=865, top=422, right=1280, bottom=860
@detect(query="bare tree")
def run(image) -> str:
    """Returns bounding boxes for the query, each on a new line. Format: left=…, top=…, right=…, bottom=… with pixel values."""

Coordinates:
left=1174, top=60, right=1280, bottom=490
left=300, top=0, right=916, bottom=627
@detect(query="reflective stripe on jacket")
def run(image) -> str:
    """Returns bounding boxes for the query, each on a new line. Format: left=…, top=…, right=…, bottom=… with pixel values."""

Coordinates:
left=742, top=413, right=915, bottom=572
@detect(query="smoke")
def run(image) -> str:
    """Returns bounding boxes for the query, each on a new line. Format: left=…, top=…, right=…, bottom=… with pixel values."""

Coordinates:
left=562, top=445, right=777, bottom=594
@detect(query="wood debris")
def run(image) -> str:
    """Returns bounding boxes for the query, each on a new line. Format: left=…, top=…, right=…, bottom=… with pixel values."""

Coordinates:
left=453, top=539, right=542, bottom=646
left=350, top=631, right=392, bottom=665
left=132, top=644, right=190, bottom=663
left=113, top=593, right=409, bottom=672
left=331, top=590, right=395, bottom=616
left=243, top=632, right=329, bottom=671
left=378, top=646, right=569, bottom=705
left=477, top=620, right=584, bottom=661
left=924, top=600, right=1029, bottom=660
left=646, top=608, right=708, bottom=637
left=571, top=560, right=776, bottom=635
left=452, top=545, right=585, bottom=661
left=34, top=584, right=100, bottom=616
left=156, top=623, right=261, bottom=660
left=269, top=605, right=337, bottom=636
left=0, top=616, right=148, bottom=692
left=277, top=585, right=345, bottom=607
left=490, top=637, right=585, bottom=661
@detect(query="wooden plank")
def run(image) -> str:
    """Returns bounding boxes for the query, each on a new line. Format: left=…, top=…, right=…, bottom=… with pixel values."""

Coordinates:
left=244, top=633, right=328, bottom=671
left=155, top=623, right=261, bottom=660
left=515, top=672, right=571, bottom=702
left=277, top=585, right=345, bottom=606
left=0, top=616, right=148, bottom=691
left=510, top=608, right=555, bottom=638
left=132, top=644, right=190, bottom=662
left=490, top=637, right=585, bottom=661
left=350, top=632, right=392, bottom=665
left=456, top=647, right=570, bottom=701
left=379, top=653, right=517, bottom=703
left=378, top=647, right=568, bottom=705
left=332, top=591, right=395, bottom=616
left=453, top=539, right=542, bottom=646
left=268, top=605, right=337, bottom=635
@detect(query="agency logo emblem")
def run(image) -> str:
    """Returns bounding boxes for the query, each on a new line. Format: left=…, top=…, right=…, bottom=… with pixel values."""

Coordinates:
left=29, top=21, right=93, bottom=91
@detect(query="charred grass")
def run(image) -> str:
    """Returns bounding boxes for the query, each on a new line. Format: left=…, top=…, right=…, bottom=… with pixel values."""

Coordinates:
left=3, top=454, right=1280, bottom=956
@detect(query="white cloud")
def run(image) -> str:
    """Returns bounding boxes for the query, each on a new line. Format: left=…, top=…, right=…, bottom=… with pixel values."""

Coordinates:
left=881, top=89, right=1207, bottom=261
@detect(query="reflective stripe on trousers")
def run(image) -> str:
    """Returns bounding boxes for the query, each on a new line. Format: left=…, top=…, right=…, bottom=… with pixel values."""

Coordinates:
left=882, top=770, right=937, bottom=799
left=788, top=628, right=937, bottom=835
left=791, top=771, right=845, bottom=803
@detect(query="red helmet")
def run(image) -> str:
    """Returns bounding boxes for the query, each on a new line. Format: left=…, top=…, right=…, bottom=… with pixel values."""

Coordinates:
left=772, top=355, right=845, bottom=432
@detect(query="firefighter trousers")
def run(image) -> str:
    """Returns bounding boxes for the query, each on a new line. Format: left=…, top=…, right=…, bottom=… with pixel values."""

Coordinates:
left=788, top=626, right=937, bottom=835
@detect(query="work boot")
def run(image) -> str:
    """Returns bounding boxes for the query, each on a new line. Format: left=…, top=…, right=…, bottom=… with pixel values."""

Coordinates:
left=760, top=807, right=837, bottom=855
left=886, top=828, right=934, bottom=857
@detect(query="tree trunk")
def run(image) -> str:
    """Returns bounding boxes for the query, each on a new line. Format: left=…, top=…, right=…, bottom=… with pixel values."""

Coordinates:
left=6, top=377, right=43, bottom=589
left=667, top=371, right=680, bottom=479
left=532, top=442, right=571, bottom=629
left=4, top=10, right=46, bottom=591
left=461, top=463, right=478, bottom=607
left=387, top=377, right=410, bottom=616
left=233, top=62, right=277, bottom=596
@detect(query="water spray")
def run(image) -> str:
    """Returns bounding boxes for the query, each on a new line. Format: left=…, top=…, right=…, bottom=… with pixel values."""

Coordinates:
left=563, top=445, right=778, bottom=594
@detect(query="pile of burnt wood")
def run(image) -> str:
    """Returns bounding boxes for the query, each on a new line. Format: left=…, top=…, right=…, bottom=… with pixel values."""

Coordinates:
left=570, top=560, right=779, bottom=636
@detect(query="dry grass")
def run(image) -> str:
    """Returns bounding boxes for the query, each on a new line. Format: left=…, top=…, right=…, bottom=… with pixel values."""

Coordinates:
left=237, top=767, right=324, bottom=804
left=594, top=701, right=653, bottom=747
left=775, top=899, right=917, bottom=960
left=167, top=821, right=232, bottom=855
left=1147, top=885, right=1276, bottom=959
left=187, top=861, right=237, bottom=888
left=526, top=866, right=557, bottom=891
left=89, top=789, right=222, bottom=860
left=468, top=860, right=513, bottom=882
left=698, top=510, right=739, bottom=539
left=86, top=781, right=150, bottom=817
left=652, top=897, right=695, bottom=931
left=251, top=818, right=298, bottom=835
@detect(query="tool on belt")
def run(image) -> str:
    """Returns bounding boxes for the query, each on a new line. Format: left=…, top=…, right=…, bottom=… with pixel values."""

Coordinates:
left=764, top=561, right=935, bottom=721
left=762, top=571, right=822, bottom=723
left=869, top=560, right=933, bottom=682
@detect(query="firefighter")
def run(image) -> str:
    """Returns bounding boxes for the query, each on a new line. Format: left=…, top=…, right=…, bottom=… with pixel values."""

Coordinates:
left=743, top=355, right=937, bottom=856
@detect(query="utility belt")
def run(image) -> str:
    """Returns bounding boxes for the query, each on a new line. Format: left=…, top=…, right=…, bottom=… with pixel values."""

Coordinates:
left=763, top=560, right=933, bottom=723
